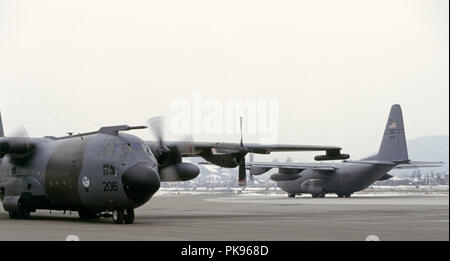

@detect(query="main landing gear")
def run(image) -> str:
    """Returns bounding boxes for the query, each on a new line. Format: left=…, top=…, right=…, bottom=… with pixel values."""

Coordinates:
left=311, top=193, right=325, bottom=198
left=337, top=193, right=352, bottom=198
left=112, top=209, right=135, bottom=224
left=9, top=208, right=31, bottom=219
left=287, top=192, right=296, bottom=198
left=78, top=208, right=135, bottom=224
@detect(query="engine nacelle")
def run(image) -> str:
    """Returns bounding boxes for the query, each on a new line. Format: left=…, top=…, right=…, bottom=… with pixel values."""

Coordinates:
left=2, top=196, right=21, bottom=212
left=314, top=153, right=350, bottom=161
left=250, top=166, right=272, bottom=176
left=159, top=162, right=200, bottom=182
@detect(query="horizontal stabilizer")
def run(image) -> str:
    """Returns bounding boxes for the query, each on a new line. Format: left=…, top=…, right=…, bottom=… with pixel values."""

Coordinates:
left=343, top=160, right=396, bottom=165
left=394, top=161, right=446, bottom=169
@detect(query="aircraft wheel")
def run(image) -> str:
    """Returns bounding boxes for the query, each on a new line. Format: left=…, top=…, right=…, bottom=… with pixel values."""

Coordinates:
left=124, top=209, right=135, bottom=224
left=337, top=194, right=344, bottom=198
left=9, top=209, right=30, bottom=219
left=288, top=193, right=296, bottom=198
left=344, top=193, right=352, bottom=198
left=319, top=193, right=326, bottom=198
left=312, top=194, right=318, bottom=198
left=8, top=211, right=17, bottom=219
left=113, top=209, right=124, bottom=224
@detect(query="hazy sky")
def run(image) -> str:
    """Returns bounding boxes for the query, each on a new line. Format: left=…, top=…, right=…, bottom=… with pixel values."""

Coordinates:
left=0, top=0, right=448, bottom=160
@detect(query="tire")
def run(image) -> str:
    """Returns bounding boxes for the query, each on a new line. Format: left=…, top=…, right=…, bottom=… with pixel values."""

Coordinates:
left=113, top=209, right=124, bottom=224
left=9, top=211, right=18, bottom=219
left=9, top=209, right=30, bottom=219
left=288, top=193, right=296, bottom=198
left=337, top=194, right=344, bottom=198
left=124, top=209, right=135, bottom=224
left=345, top=193, right=352, bottom=198
left=312, top=194, right=318, bottom=198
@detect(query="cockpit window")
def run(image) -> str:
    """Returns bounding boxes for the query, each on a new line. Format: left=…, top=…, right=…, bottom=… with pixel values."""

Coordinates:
left=100, top=140, right=154, bottom=158
left=130, top=143, right=143, bottom=152
left=99, top=140, right=118, bottom=156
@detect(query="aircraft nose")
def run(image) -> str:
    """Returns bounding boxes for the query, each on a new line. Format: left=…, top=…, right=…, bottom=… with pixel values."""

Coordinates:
left=122, top=163, right=160, bottom=206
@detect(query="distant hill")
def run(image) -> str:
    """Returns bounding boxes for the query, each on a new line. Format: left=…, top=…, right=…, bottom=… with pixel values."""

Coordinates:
left=407, top=135, right=449, bottom=163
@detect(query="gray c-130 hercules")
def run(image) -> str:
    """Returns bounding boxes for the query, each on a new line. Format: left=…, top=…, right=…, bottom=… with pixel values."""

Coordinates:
left=0, top=112, right=348, bottom=224
left=247, top=104, right=444, bottom=198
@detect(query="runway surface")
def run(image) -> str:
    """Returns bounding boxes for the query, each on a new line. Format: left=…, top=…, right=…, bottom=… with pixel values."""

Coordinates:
left=0, top=193, right=448, bottom=241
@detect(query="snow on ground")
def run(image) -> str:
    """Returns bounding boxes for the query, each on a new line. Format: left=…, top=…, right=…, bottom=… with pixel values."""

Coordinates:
left=154, top=185, right=449, bottom=197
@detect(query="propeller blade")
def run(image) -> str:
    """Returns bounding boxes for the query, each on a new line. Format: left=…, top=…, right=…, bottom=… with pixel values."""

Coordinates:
left=238, top=156, right=246, bottom=187
left=240, top=116, right=243, bottom=147
left=13, top=126, right=31, bottom=149
left=147, top=116, right=169, bottom=154
left=237, top=116, right=247, bottom=186
left=147, top=116, right=165, bottom=146
left=176, top=135, right=196, bottom=155
left=248, top=154, right=254, bottom=181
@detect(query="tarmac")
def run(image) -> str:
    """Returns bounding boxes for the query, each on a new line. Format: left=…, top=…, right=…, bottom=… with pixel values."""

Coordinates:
left=0, top=193, right=448, bottom=241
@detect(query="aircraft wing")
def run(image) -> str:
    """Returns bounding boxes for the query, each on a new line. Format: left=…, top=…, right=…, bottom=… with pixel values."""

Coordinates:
left=156, top=141, right=345, bottom=156
left=147, top=140, right=347, bottom=185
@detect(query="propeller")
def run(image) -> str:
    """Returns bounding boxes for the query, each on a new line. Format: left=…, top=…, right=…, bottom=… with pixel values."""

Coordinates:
left=4, top=126, right=33, bottom=158
left=147, top=116, right=197, bottom=164
left=146, top=116, right=200, bottom=182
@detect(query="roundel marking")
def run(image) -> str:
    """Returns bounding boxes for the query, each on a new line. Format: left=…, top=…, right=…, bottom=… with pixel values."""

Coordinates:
left=82, top=176, right=90, bottom=188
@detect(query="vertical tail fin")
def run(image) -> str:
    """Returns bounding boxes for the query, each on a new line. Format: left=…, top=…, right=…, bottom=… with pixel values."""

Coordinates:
left=369, top=104, right=409, bottom=162
left=0, top=111, right=4, bottom=137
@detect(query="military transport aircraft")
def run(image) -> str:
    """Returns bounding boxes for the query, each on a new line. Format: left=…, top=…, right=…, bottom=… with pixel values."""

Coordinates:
left=247, top=104, right=444, bottom=198
left=0, top=113, right=348, bottom=224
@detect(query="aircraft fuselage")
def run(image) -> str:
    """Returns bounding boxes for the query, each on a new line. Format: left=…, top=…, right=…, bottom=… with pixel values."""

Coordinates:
left=276, top=162, right=396, bottom=196
left=0, top=133, right=160, bottom=213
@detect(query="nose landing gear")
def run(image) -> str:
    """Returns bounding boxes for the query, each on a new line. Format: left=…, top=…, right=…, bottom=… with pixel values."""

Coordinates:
left=112, top=209, right=135, bottom=224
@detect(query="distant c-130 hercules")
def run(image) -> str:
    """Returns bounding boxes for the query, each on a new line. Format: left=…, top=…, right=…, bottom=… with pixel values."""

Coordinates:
left=247, top=104, right=444, bottom=198
left=0, top=112, right=348, bottom=224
